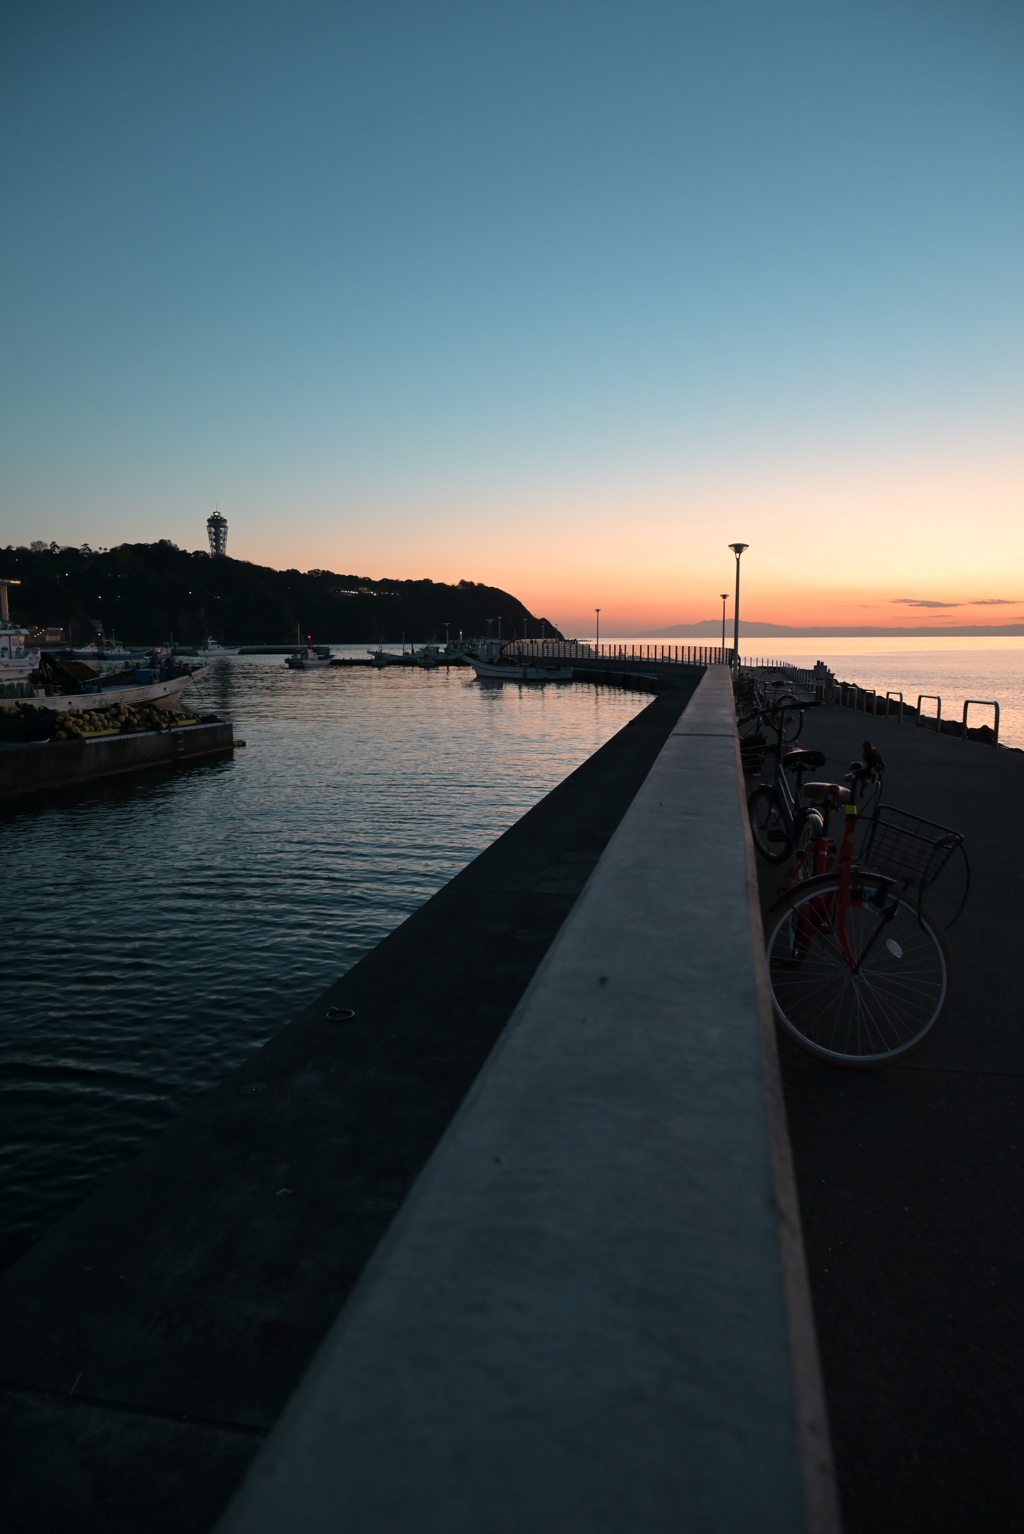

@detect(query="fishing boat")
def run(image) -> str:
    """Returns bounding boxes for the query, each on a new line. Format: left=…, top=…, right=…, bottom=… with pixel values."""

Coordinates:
left=0, top=580, right=40, bottom=697
left=69, top=639, right=148, bottom=660
left=468, top=656, right=573, bottom=683
left=285, top=645, right=332, bottom=669
left=199, top=637, right=240, bottom=656
left=0, top=651, right=209, bottom=713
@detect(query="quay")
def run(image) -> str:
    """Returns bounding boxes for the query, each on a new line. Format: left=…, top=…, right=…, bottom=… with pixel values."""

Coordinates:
left=0, top=718, right=237, bottom=802
left=0, top=653, right=1018, bottom=1532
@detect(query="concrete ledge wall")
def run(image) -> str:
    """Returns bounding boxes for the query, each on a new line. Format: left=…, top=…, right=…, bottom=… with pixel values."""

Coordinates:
left=216, top=668, right=837, bottom=1534
left=0, top=721, right=234, bottom=800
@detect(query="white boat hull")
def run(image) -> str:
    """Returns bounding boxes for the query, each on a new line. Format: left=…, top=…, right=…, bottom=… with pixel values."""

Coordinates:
left=0, top=670, right=208, bottom=714
left=468, top=659, right=573, bottom=682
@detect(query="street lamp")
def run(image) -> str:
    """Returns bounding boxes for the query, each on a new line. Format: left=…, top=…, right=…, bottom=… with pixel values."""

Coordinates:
left=720, top=594, right=728, bottom=658
left=728, top=544, right=748, bottom=672
left=595, top=607, right=601, bottom=650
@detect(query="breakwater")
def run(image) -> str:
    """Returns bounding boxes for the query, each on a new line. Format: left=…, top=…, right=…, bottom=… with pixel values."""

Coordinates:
left=0, top=667, right=838, bottom=1534
left=0, top=673, right=723, bottom=1532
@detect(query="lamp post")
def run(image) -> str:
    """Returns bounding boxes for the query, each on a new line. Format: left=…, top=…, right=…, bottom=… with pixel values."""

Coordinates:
left=720, top=594, right=728, bottom=658
left=728, top=544, right=748, bottom=673
left=595, top=608, right=601, bottom=651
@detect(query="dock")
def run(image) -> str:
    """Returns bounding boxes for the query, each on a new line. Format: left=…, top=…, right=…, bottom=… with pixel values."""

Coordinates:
left=0, top=719, right=236, bottom=801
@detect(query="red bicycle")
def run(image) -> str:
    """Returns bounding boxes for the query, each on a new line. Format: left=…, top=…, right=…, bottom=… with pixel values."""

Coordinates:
left=764, top=750, right=965, bottom=1067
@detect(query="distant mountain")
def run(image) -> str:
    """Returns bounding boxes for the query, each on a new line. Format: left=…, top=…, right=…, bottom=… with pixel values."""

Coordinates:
left=3, top=541, right=561, bottom=646
left=618, top=619, right=1024, bottom=639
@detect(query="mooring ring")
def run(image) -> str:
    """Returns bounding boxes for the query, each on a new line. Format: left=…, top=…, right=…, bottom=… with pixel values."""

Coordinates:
left=325, top=1006, right=356, bottom=1022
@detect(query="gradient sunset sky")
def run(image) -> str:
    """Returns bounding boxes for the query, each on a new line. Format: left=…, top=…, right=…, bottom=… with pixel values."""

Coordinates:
left=2, top=0, right=1022, bottom=633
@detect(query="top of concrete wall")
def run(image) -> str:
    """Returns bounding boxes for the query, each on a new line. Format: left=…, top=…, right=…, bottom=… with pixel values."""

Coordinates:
left=216, top=667, right=837, bottom=1534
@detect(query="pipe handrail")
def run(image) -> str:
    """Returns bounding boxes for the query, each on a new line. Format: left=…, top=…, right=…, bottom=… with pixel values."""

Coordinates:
left=962, top=699, right=1000, bottom=747
left=885, top=690, right=904, bottom=723
left=916, top=694, right=942, bottom=732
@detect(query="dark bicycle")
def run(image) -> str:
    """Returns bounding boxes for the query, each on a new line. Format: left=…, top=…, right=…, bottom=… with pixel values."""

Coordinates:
left=763, top=745, right=967, bottom=1067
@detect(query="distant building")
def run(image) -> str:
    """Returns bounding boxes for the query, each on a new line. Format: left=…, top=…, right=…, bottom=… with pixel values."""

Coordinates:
left=207, top=510, right=228, bottom=558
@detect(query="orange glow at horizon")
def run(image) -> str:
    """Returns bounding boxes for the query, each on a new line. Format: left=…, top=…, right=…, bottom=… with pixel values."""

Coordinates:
left=227, top=443, right=1024, bottom=634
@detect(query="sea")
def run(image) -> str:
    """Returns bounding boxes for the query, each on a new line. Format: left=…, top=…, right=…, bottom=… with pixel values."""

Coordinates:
left=3, top=635, right=1021, bottom=1271
left=0, top=652, right=644, bottom=1271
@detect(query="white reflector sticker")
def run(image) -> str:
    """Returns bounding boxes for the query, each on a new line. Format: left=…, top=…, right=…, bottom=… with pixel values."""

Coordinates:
left=886, top=938, right=904, bottom=958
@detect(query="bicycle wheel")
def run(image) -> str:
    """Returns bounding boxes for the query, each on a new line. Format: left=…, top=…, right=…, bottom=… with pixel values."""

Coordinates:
left=748, top=784, right=792, bottom=863
left=786, top=807, right=827, bottom=887
left=765, top=873, right=953, bottom=1066
left=772, top=697, right=803, bottom=743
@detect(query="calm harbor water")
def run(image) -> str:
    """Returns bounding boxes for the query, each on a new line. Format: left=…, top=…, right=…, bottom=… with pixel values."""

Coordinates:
left=1, top=654, right=645, bottom=1271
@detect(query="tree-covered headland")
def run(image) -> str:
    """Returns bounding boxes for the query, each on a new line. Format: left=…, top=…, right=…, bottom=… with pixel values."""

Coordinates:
left=2, top=541, right=562, bottom=646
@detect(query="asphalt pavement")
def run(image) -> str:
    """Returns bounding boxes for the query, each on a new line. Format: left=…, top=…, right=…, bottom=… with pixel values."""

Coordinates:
left=755, top=703, right=1024, bottom=1534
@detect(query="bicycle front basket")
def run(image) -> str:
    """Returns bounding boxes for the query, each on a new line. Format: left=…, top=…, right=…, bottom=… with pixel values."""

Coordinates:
left=740, top=732, right=766, bottom=773
left=859, top=805, right=964, bottom=890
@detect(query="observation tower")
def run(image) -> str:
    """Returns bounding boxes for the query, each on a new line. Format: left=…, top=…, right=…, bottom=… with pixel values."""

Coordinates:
left=207, top=510, right=228, bottom=558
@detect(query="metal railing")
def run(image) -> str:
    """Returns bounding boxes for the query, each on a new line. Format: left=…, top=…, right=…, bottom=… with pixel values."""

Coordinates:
left=506, top=644, right=821, bottom=692
left=962, top=699, right=999, bottom=746
left=508, top=641, right=731, bottom=668
left=916, top=695, right=942, bottom=732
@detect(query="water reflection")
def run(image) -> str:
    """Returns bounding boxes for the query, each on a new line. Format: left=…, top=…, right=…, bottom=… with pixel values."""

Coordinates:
left=0, top=653, right=643, bottom=1268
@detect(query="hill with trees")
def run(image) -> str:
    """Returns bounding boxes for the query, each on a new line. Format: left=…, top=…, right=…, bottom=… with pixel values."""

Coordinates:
left=2, top=541, right=561, bottom=646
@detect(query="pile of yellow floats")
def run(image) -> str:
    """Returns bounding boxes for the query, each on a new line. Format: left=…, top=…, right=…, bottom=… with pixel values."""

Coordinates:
left=54, top=704, right=199, bottom=741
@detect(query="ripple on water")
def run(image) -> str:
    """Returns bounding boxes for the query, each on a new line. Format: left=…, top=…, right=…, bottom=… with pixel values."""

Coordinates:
left=0, top=654, right=644, bottom=1269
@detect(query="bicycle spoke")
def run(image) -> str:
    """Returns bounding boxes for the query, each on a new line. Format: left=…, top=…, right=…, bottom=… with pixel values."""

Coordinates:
left=766, top=875, right=950, bottom=1065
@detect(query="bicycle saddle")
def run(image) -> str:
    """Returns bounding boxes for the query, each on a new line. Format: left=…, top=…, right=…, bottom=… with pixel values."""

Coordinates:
left=802, top=781, right=852, bottom=804
left=783, top=748, right=826, bottom=770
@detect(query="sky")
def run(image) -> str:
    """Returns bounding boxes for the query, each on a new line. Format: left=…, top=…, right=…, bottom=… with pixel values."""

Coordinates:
left=1, top=0, right=1022, bottom=635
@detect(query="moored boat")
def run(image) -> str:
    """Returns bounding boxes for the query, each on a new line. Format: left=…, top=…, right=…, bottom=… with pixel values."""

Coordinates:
left=0, top=650, right=209, bottom=713
left=285, top=645, right=332, bottom=669
left=468, top=656, right=573, bottom=682
left=0, top=579, right=40, bottom=697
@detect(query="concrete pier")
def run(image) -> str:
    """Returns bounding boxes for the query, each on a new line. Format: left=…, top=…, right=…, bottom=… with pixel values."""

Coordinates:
left=0, top=720, right=235, bottom=801
left=1, top=674, right=732, bottom=1532
left=216, top=666, right=834, bottom=1534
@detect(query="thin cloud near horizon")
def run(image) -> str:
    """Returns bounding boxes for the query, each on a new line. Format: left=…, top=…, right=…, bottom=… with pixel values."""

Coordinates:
left=894, top=598, right=1018, bottom=609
